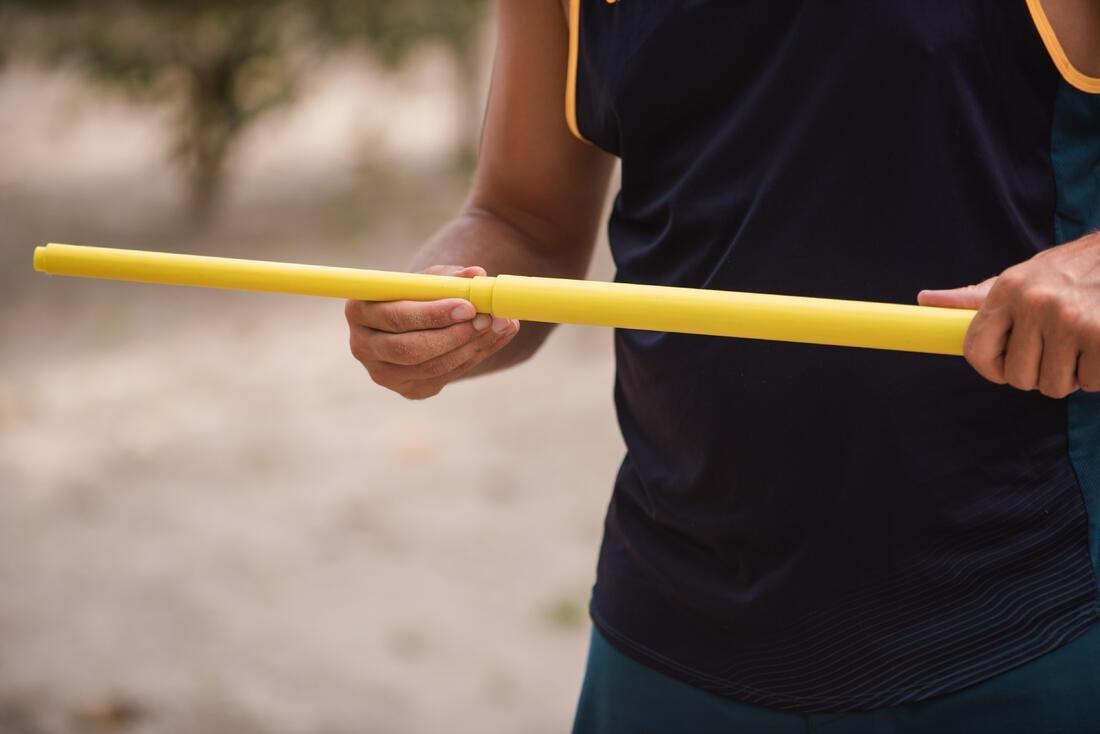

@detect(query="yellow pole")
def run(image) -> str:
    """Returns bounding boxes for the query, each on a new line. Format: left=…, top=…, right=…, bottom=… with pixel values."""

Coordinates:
left=33, top=243, right=974, bottom=355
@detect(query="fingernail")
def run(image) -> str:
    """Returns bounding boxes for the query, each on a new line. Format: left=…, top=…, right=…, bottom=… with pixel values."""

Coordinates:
left=451, top=302, right=475, bottom=321
left=491, top=316, right=511, bottom=334
left=472, top=314, right=491, bottom=331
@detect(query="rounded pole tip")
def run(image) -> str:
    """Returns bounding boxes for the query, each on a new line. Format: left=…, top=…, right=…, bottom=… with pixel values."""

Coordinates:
left=33, top=245, right=48, bottom=272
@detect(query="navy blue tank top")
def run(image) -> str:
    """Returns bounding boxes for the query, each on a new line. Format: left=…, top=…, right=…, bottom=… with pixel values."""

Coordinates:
left=567, top=0, right=1100, bottom=712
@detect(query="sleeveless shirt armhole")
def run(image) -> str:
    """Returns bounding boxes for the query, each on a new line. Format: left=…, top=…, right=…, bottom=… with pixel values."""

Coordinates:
left=1024, top=0, right=1100, bottom=94
left=566, top=0, right=591, bottom=142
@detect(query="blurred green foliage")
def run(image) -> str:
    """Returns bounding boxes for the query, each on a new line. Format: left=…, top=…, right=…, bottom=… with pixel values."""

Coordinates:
left=0, top=0, right=488, bottom=220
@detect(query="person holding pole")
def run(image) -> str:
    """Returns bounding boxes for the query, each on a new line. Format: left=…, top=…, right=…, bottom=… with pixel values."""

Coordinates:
left=346, top=1, right=1100, bottom=731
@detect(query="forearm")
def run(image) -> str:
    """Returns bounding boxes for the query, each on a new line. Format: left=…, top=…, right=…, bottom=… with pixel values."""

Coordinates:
left=410, top=203, right=595, bottom=376
left=348, top=0, right=613, bottom=398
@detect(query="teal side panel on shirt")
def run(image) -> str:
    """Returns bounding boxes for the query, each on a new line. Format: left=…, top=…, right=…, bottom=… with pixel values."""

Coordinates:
left=1054, top=80, right=1100, bottom=590
left=1051, top=82, right=1100, bottom=245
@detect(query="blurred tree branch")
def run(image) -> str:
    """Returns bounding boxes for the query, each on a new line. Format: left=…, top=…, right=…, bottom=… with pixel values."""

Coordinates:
left=0, top=0, right=488, bottom=223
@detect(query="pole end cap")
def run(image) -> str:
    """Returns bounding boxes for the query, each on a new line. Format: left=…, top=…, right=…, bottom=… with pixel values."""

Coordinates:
left=33, top=245, right=48, bottom=273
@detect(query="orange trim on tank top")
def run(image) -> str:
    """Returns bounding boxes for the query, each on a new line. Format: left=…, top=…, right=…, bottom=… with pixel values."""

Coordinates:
left=566, top=0, right=590, bottom=142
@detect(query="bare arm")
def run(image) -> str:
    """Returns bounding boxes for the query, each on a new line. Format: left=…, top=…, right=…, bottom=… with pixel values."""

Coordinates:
left=346, top=0, right=614, bottom=399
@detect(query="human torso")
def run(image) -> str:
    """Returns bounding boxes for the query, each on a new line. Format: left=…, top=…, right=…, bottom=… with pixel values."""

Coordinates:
left=569, top=0, right=1100, bottom=712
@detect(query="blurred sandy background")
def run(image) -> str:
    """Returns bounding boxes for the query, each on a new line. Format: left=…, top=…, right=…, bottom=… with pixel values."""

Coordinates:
left=0, top=5, right=623, bottom=733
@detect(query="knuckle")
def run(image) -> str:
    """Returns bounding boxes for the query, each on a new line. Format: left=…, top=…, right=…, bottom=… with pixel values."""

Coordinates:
left=349, top=333, right=370, bottom=363
left=962, top=340, right=987, bottom=368
left=962, top=338, right=978, bottom=363
left=344, top=299, right=359, bottom=323
left=996, top=268, right=1022, bottom=288
left=1055, top=304, right=1085, bottom=332
left=364, top=361, right=390, bottom=384
left=961, top=318, right=988, bottom=353
left=966, top=362, right=990, bottom=381
left=1024, top=287, right=1059, bottom=313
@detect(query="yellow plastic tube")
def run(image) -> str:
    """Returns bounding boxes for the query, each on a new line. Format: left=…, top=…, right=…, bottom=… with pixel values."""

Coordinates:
left=33, top=243, right=975, bottom=355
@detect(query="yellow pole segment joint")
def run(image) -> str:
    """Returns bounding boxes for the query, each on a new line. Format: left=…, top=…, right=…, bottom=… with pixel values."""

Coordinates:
left=467, top=275, right=495, bottom=314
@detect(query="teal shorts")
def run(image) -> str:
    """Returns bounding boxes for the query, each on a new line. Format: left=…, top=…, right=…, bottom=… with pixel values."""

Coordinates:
left=572, top=622, right=1100, bottom=734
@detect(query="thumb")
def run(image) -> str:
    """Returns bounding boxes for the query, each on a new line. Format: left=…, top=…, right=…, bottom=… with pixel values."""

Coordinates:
left=917, top=276, right=997, bottom=310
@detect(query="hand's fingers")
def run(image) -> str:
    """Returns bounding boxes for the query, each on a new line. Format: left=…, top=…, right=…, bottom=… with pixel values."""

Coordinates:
left=1037, top=333, right=1080, bottom=399
left=347, top=298, right=477, bottom=333
left=392, top=323, right=520, bottom=400
left=918, top=276, right=997, bottom=309
left=372, top=320, right=520, bottom=387
left=1002, top=319, right=1043, bottom=390
left=349, top=316, right=477, bottom=370
left=366, top=314, right=493, bottom=365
